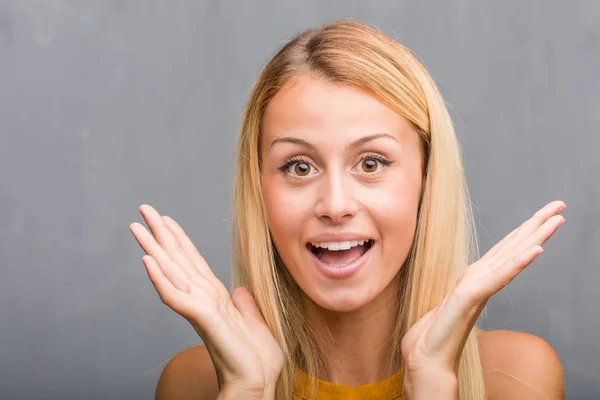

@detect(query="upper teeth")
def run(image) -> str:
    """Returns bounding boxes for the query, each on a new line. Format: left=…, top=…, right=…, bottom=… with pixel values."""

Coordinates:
left=310, top=240, right=370, bottom=251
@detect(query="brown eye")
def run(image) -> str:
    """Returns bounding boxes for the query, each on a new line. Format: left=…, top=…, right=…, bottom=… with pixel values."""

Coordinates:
left=361, top=158, right=379, bottom=173
left=279, top=157, right=315, bottom=177
left=293, top=162, right=311, bottom=176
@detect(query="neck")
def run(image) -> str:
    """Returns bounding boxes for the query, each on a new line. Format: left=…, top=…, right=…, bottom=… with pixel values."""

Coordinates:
left=303, top=277, right=401, bottom=386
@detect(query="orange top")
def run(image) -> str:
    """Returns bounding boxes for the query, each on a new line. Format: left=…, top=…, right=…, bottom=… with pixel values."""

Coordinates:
left=293, top=368, right=405, bottom=400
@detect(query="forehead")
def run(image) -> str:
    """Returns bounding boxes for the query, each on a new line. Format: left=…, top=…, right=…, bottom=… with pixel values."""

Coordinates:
left=261, top=74, right=417, bottom=146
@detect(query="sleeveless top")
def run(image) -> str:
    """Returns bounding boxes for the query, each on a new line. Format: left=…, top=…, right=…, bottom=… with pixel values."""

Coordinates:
left=292, top=368, right=405, bottom=399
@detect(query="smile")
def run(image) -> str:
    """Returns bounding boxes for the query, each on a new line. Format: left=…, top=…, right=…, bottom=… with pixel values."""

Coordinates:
left=307, top=239, right=373, bottom=266
left=305, top=239, right=374, bottom=279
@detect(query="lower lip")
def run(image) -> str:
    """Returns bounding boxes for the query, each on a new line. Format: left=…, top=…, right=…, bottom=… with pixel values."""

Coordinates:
left=309, top=243, right=373, bottom=279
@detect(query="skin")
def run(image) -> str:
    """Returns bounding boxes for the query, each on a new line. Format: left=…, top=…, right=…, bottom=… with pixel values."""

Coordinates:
left=154, top=329, right=565, bottom=399
left=129, top=75, right=566, bottom=399
left=260, top=74, right=424, bottom=384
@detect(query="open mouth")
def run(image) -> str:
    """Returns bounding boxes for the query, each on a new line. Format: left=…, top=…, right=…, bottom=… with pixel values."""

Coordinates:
left=306, top=239, right=374, bottom=267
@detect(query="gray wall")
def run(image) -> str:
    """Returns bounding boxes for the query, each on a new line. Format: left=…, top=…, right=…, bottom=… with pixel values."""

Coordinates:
left=1, top=1, right=598, bottom=399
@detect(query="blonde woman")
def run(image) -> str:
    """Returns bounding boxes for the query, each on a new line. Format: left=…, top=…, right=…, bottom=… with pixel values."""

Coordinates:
left=130, top=20, right=565, bottom=399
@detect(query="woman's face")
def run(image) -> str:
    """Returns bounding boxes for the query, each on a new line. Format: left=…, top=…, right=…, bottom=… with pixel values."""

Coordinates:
left=260, top=75, right=424, bottom=312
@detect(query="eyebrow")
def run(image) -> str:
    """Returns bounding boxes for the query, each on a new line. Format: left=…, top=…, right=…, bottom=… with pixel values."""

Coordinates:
left=269, top=132, right=398, bottom=152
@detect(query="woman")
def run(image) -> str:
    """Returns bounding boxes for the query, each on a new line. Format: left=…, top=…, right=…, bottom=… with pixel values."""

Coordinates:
left=130, top=20, right=565, bottom=399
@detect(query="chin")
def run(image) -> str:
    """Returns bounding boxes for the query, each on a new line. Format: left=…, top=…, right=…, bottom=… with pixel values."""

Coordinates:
left=307, top=286, right=378, bottom=313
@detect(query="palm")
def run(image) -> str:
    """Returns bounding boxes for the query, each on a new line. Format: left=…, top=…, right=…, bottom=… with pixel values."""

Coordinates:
left=401, top=201, right=566, bottom=374
left=129, top=204, right=283, bottom=388
left=190, top=281, right=282, bottom=387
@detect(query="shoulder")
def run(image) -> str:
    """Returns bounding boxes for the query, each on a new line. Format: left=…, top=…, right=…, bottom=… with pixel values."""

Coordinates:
left=155, top=343, right=219, bottom=400
left=475, top=328, right=565, bottom=400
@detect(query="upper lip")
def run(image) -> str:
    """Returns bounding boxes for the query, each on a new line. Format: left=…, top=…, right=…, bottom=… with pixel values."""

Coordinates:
left=306, top=233, right=374, bottom=245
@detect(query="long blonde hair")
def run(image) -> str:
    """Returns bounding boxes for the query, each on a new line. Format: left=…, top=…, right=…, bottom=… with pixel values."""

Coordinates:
left=231, top=20, right=485, bottom=399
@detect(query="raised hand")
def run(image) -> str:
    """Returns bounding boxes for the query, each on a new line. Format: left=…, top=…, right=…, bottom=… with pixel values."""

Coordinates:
left=129, top=205, right=283, bottom=395
left=400, top=201, right=566, bottom=396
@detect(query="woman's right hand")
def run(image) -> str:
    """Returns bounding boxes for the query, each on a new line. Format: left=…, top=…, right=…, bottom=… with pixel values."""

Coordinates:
left=129, top=204, right=283, bottom=396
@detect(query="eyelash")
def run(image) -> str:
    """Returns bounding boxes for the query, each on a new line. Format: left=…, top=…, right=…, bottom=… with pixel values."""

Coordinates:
left=277, top=156, right=312, bottom=173
left=277, top=153, right=393, bottom=177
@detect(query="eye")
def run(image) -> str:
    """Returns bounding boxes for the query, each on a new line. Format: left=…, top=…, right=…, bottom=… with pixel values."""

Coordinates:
left=291, top=162, right=312, bottom=176
left=356, top=153, right=392, bottom=173
left=278, top=157, right=316, bottom=177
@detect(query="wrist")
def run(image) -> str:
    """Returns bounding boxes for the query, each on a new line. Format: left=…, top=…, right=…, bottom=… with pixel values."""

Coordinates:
left=217, top=382, right=275, bottom=400
left=404, top=369, right=458, bottom=400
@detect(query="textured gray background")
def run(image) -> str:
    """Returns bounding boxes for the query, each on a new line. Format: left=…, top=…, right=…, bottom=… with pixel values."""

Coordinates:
left=0, top=1, right=598, bottom=399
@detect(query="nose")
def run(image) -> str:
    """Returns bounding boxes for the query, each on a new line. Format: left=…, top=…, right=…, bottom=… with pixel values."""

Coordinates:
left=314, top=172, right=358, bottom=223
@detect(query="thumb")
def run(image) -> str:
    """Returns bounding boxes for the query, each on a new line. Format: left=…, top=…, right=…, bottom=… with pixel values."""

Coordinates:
left=401, top=304, right=439, bottom=356
left=231, top=287, right=265, bottom=323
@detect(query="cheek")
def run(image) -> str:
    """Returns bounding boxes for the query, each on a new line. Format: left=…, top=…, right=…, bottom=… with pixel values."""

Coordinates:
left=262, top=181, right=285, bottom=236
left=365, top=178, right=422, bottom=259
left=261, top=179, right=310, bottom=251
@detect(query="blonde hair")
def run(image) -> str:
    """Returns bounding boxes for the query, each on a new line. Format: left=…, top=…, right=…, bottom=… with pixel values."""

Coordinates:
left=231, top=20, right=485, bottom=399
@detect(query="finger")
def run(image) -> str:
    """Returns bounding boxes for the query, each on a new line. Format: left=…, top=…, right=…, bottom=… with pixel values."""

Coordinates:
left=426, top=245, right=541, bottom=359
left=426, top=209, right=560, bottom=364
left=483, top=201, right=565, bottom=263
left=142, top=255, right=194, bottom=312
left=139, top=205, right=193, bottom=277
left=143, top=255, right=240, bottom=347
left=143, top=255, right=253, bottom=369
left=474, top=214, right=562, bottom=303
left=231, top=287, right=265, bottom=324
left=424, top=293, right=484, bottom=364
left=130, top=222, right=190, bottom=292
left=483, top=225, right=519, bottom=262
left=163, top=216, right=214, bottom=278
left=401, top=304, right=440, bottom=358
left=484, top=246, right=544, bottom=295
left=141, top=255, right=230, bottom=341
left=507, top=201, right=565, bottom=247
left=523, top=214, right=565, bottom=249
left=412, top=290, right=482, bottom=364
left=491, top=214, right=565, bottom=273
left=160, top=216, right=208, bottom=283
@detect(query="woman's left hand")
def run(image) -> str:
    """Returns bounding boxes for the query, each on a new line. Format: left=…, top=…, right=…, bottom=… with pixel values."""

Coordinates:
left=400, top=200, right=566, bottom=398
